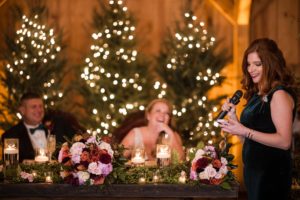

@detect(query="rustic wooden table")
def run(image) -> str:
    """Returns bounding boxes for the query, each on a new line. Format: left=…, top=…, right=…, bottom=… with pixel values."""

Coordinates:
left=0, top=183, right=239, bottom=200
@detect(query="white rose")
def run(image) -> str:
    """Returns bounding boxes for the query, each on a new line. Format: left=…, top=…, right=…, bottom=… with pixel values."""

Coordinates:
left=199, top=171, right=209, bottom=180
left=78, top=171, right=90, bottom=182
left=214, top=172, right=223, bottom=179
left=219, top=165, right=228, bottom=175
left=88, top=162, right=102, bottom=175
left=221, top=157, right=228, bottom=165
left=99, top=141, right=114, bottom=157
left=195, top=149, right=205, bottom=159
left=205, top=164, right=217, bottom=178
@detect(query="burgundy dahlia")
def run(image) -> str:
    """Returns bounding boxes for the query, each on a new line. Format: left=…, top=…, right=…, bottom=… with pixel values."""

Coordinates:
left=99, top=152, right=112, bottom=164
left=195, top=157, right=210, bottom=173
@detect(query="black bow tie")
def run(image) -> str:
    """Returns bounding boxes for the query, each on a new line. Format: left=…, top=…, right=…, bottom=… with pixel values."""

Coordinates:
left=29, top=124, right=45, bottom=134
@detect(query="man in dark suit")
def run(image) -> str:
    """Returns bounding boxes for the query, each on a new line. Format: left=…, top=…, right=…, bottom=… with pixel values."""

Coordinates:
left=1, top=92, right=48, bottom=162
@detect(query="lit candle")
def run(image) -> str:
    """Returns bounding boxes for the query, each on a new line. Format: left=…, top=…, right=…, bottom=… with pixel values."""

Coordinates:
left=153, top=175, right=159, bottom=183
left=45, top=175, right=53, bottom=183
left=157, top=145, right=170, bottom=159
left=31, top=170, right=37, bottom=177
left=4, top=144, right=18, bottom=154
left=132, top=156, right=145, bottom=164
left=45, top=172, right=53, bottom=183
left=131, top=152, right=145, bottom=164
left=138, top=177, right=146, bottom=184
left=178, top=176, right=186, bottom=184
left=35, top=148, right=49, bottom=163
left=157, top=151, right=170, bottom=158
left=178, top=171, right=186, bottom=184
left=35, top=155, right=49, bottom=162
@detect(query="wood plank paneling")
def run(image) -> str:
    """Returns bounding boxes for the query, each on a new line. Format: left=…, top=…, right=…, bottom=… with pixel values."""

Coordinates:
left=250, top=0, right=300, bottom=76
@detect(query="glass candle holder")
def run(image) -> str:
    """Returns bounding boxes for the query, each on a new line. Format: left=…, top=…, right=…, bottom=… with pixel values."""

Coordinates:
left=152, top=170, right=160, bottom=184
left=35, top=148, right=49, bottom=163
left=138, top=176, right=146, bottom=184
left=47, top=134, right=56, bottom=162
left=44, top=172, right=53, bottom=183
left=131, top=148, right=145, bottom=167
left=178, top=171, right=187, bottom=184
left=153, top=175, right=159, bottom=183
left=31, top=170, right=37, bottom=177
left=3, top=138, right=19, bottom=179
left=4, top=138, right=19, bottom=165
left=156, top=144, right=171, bottom=167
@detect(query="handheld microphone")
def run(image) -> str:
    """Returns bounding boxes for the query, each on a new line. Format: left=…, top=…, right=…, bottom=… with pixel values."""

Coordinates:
left=216, top=90, right=243, bottom=120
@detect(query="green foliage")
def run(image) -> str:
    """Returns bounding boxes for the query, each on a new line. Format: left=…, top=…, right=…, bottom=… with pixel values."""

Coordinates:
left=8, top=143, right=237, bottom=190
left=106, top=143, right=237, bottom=189
left=105, top=143, right=129, bottom=184
left=155, top=9, right=229, bottom=146
left=11, top=162, right=63, bottom=183
left=0, top=2, right=66, bottom=130
left=106, top=143, right=190, bottom=184
left=78, top=0, right=158, bottom=135
left=112, top=163, right=188, bottom=184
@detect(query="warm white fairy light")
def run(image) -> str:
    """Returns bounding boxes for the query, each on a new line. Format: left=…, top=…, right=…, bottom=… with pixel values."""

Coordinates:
left=155, top=11, right=223, bottom=145
left=80, top=0, right=148, bottom=134
left=6, top=14, right=63, bottom=109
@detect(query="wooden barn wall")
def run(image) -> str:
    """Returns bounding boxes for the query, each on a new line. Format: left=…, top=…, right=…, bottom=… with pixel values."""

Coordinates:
left=250, top=0, right=300, bottom=76
left=1, top=0, right=299, bottom=84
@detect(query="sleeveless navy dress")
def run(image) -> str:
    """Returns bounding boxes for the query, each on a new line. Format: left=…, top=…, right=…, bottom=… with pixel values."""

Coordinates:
left=240, top=86, right=296, bottom=200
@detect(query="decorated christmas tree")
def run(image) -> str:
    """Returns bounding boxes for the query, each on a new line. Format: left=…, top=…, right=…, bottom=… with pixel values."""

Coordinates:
left=156, top=10, right=228, bottom=146
left=0, top=5, right=65, bottom=130
left=80, top=0, right=156, bottom=135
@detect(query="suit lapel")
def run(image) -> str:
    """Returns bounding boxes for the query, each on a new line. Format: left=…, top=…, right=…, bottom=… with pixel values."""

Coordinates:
left=17, top=122, right=35, bottom=161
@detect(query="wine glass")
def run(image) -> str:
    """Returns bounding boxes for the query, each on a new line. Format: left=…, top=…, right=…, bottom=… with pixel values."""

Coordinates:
left=47, top=135, right=56, bottom=162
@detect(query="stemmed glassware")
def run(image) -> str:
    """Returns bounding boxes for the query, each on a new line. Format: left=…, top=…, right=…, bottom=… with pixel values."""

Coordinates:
left=47, top=134, right=56, bottom=162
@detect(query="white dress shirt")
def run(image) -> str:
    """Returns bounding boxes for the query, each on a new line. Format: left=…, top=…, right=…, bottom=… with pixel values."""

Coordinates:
left=24, top=122, right=47, bottom=150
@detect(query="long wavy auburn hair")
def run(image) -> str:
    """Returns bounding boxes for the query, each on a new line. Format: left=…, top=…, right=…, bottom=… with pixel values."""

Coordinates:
left=241, top=38, right=296, bottom=101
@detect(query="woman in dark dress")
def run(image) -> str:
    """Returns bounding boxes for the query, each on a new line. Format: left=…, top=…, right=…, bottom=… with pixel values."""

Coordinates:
left=218, top=38, right=297, bottom=200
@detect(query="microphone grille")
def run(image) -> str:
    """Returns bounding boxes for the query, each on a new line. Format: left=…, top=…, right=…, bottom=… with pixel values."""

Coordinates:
left=230, top=90, right=243, bottom=105
left=235, top=90, right=243, bottom=98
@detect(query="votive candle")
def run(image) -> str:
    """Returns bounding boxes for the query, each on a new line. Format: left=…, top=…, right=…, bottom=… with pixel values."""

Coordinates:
left=138, top=177, right=146, bottom=184
left=45, top=172, right=53, bottom=183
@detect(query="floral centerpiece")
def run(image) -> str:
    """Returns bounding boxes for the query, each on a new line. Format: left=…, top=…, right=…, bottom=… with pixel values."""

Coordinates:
left=58, top=134, right=114, bottom=185
left=189, top=145, right=236, bottom=189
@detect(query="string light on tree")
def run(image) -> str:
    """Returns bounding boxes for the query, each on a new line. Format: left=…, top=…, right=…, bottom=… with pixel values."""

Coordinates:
left=0, top=6, right=66, bottom=130
left=156, top=9, right=228, bottom=146
left=80, top=0, right=156, bottom=135
left=9, top=15, right=63, bottom=103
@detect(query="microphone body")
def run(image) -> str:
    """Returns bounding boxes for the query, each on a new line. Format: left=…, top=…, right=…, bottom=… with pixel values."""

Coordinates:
left=216, top=90, right=243, bottom=120
left=216, top=110, right=228, bottom=120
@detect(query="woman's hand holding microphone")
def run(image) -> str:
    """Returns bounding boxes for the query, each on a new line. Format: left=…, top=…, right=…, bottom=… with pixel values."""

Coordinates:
left=217, top=98, right=250, bottom=138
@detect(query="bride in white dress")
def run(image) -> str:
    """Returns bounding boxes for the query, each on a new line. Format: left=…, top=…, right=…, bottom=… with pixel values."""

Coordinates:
left=121, top=99, right=184, bottom=161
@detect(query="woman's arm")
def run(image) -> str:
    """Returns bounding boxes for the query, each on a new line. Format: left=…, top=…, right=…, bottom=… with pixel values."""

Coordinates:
left=252, top=90, right=294, bottom=149
left=219, top=90, right=294, bottom=150
left=120, top=129, right=135, bottom=158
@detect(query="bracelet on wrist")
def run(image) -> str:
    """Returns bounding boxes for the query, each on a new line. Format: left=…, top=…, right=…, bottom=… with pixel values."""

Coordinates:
left=246, top=129, right=253, bottom=139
